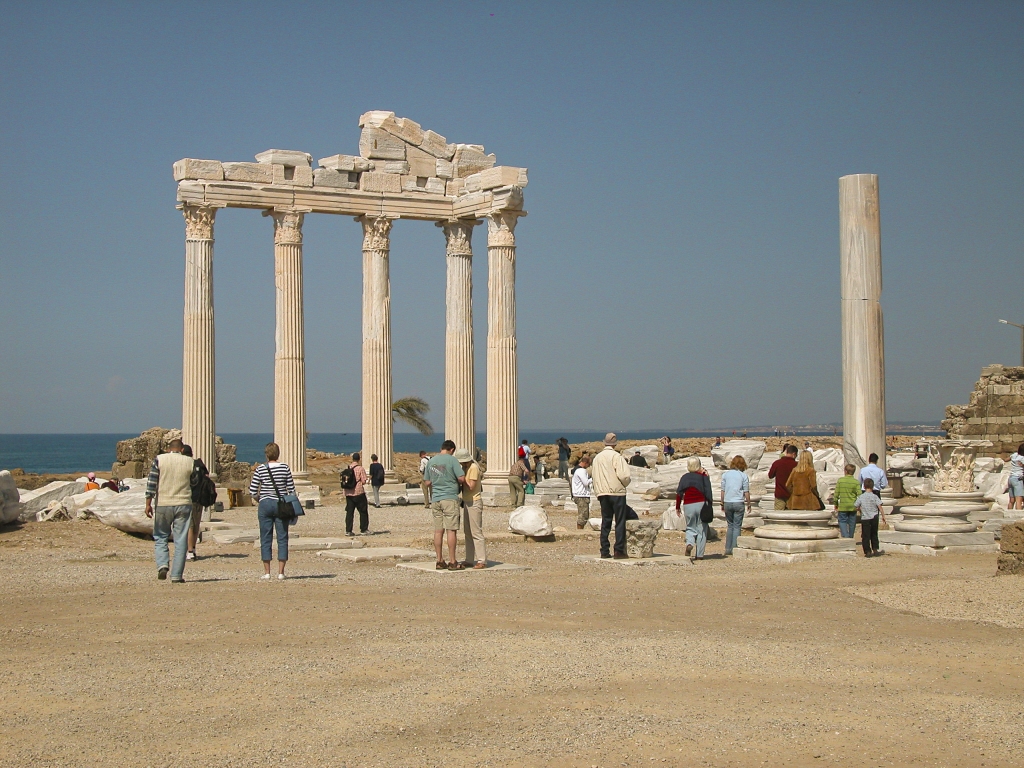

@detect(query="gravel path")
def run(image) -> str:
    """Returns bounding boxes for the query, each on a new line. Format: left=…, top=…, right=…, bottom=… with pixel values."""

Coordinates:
left=1, top=501, right=1022, bottom=767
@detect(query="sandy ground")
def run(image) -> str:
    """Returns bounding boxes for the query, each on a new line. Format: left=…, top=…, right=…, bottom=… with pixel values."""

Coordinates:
left=1, top=498, right=1022, bottom=768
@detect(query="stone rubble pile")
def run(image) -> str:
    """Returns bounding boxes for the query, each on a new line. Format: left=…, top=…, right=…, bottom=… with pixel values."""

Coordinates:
left=112, top=427, right=251, bottom=482
left=508, top=506, right=552, bottom=537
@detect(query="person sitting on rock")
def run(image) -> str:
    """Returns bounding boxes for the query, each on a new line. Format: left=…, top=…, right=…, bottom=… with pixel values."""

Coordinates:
left=84, top=472, right=100, bottom=492
left=628, top=451, right=648, bottom=468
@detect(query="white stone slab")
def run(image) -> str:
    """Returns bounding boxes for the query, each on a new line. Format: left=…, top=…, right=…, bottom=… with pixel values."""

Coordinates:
left=17, top=480, right=87, bottom=515
left=879, top=543, right=1000, bottom=556
left=466, top=166, right=528, bottom=191
left=731, top=548, right=858, bottom=564
left=318, top=547, right=431, bottom=562
left=255, top=149, right=312, bottom=166
left=573, top=553, right=693, bottom=566
left=397, top=560, right=529, bottom=573
left=877, top=530, right=996, bottom=547
left=173, top=158, right=223, bottom=181
left=286, top=538, right=365, bottom=551
left=372, top=160, right=410, bottom=175
left=222, top=162, right=274, bottom=183
left=211, top=530, right=259, bottom=544
left=736, top=537, right=857, bottom=554
left=318, top=154, right=372, bottom=172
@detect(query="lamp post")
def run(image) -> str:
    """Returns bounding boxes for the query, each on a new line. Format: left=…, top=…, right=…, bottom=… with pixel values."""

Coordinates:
left=998, top=319, right=1024, bottom=367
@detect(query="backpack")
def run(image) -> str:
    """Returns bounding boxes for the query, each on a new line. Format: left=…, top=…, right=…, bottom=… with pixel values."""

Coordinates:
left=518, top=445, right=526, bottom=459
left=340, top=466, right=358, bottom=491
left=189, top=460, right=218, bottom=507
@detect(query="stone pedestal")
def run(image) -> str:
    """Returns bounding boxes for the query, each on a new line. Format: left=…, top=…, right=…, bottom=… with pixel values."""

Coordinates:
left=735, top=507, right=855, bottom=562
left=267, top=208, right=309, bottom=479
left=839, top=173, right=886, bottom=470
left=180, top=203, right=220, bottom=477
left=481, top=212, right=523, bottom=505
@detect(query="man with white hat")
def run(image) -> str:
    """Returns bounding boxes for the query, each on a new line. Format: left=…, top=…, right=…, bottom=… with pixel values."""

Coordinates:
left=455, top=447, right=486, bottom=569
left=590, top=432, right=632, bottom=558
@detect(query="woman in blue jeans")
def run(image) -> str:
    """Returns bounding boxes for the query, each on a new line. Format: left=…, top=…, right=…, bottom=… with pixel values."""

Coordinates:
left=720, top=455, right=752, bottom=555
left=674, top=457, right=713, bottom=560
left=248, top=442, right=296, bottom=580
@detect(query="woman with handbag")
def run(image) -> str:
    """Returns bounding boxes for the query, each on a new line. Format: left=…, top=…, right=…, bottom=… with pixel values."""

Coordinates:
left=248, top=441, right=297, bottom=580
left=674, top=456, right=713, bottom=561
left=785, top=450, right=821, bottom=510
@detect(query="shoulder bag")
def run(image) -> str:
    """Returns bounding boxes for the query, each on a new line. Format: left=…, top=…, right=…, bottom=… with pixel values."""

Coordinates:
left=265, top=464, right=304, bottom=522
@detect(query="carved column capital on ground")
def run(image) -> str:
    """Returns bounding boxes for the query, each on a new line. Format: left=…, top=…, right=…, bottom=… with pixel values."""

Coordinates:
left=438, top=219, right=478, bottom=257
left=264, top=208, right=306, bottom=245
left=358, top=214, right=393, bottom=251
left=486, top=211, right=522, bottom=248
left=180, top=203, right=219, bottom=240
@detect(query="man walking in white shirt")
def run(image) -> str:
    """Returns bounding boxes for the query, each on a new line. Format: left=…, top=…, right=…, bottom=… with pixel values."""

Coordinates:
left=571, top=456, right=593, bottom=530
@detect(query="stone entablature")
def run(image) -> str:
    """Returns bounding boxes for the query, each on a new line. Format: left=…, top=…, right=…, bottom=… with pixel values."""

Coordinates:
left=943, top=365, right=1024, bottom=456
left=174, top=111, right=526, bottom=222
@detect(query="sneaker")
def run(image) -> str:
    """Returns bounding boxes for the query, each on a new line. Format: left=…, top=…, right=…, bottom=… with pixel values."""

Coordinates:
left=277, top=573, right=286, bottom=580
left=359, top=530, right=370, bottom=535
left=345, top=531, right=354, bottom=537
left=260, top=574, right=271, bottom=580
left=685, top=544, right=693, bottom=556
left=157, top=567, right=168, bottom=580
left=185, top=551, right=196, bottom=561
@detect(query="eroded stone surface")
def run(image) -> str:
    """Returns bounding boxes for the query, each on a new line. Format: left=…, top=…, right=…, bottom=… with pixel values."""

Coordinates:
left=625, top=520, right=661, bottom=558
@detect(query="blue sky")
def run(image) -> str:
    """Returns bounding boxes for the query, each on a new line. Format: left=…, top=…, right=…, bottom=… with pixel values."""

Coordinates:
left=1, top=1, right=1021, bottom=434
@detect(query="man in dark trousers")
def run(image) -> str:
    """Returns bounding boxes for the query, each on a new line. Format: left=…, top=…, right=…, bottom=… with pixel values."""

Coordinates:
left=343, top=452, right=370, bottom=536
left=768, top=444, right=799, bottom=510
left=368, top=453, right=385, bottom=508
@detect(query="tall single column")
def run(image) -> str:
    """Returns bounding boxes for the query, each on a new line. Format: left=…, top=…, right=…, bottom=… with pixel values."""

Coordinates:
left=440, top=219, right=478, bottom=455
left=482, top=211, right=523, bottom=500
left=359, top=215, right=394, bottom=477
left=266, top=208, right=309, bottom=479
left=840, top=174, right=886, bottom=469
left=180, top=203, right=218, bottom=478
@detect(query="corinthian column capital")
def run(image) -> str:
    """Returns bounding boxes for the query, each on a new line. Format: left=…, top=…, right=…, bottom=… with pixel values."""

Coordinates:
left=438, top=219, right=478, bottom=257
left=180, top=203, right=219, bottom=240
left=486, top=211, right=522, bottom=248
left=358, top=214, right=393, bottom=251
left=265, top=208, right=307, bottom=245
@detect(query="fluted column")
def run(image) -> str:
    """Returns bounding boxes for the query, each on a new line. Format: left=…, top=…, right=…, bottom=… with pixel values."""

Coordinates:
left=483, top=212, right=523, bottom=492
left=440, top=219, right=478, bottom=454
left=359, top=215, right=394, bottom=477
left=840, top=174, right=886, bottom=470
left=266, top=208, right=308, bottom=479
left=180, top=203, right=219, bottom=478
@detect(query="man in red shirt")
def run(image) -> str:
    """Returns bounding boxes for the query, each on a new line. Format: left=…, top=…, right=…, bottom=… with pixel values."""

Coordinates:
left=768, top=444, right=799, bottom=510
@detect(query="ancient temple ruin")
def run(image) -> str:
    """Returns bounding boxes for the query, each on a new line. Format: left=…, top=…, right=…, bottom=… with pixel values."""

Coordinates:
left=942, top=365, right=1024, bottom=457
left=173, top=111, right=527, bottom=503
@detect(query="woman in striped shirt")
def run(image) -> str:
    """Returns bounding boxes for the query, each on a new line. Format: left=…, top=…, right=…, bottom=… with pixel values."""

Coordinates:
left=249, top=442, right=297, bottom=580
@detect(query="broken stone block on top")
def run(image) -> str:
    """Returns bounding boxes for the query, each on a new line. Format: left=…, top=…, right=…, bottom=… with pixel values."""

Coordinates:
left=467, top=166, right=529, bottom=191
left=419, top=129, right=456, bottom=160
left=222, top=162, right=274, bottom=183
left=446, top=178, right=466, bottom=196
left=272, top=164, right=313, bottom=186
left=360, top=172, right=402, bottom=193
left=405, top=145, right=438, bottom=178
left=318, top=154, right=372, bottom=173
left=254, top=149, right=312, bottom=167
left=173, top=159, right=224, bottom=181
left=359, top=127, right=407, bottom=160
left=370, top=160, right=411, bottom=175
left=313, top=168, right=358, bottom=189
left=435, top=159, right=454, bottom=179
left=401, top=176, right=446, bottom=194
left=452, top=145, right=497, bottom=178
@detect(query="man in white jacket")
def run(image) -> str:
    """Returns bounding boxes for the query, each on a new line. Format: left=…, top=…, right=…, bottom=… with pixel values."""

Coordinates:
left=590, top=433, right=631, bottom=558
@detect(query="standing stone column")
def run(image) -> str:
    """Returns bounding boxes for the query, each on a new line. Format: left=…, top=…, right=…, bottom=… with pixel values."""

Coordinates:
left=266, top=208, right=309, bottom=479
left=482, top=212, right=523, bottom=501
left=439, top=219, right=478, bottom=455
left=359, top=215, right=394, bottom=478
left=180, top=203, right=219, bottom=478
left=840, top=174, right=886, bottom=469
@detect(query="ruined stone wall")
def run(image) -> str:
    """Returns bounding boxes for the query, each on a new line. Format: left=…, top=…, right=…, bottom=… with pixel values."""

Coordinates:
left=942, top=365, right=1024, bottom=457
left=112, top=427, right=252, bottom=482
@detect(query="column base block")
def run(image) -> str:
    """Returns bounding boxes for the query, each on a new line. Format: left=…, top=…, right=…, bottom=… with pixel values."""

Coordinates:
left=877, top=530, right=997, bottom=555
left=733, top=536, right=857, bottom=564
left=481, top=477, right=512, bottom=508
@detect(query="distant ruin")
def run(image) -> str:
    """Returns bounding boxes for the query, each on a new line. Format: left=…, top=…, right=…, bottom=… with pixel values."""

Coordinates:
left=942, top=365, right=1024, bottom=457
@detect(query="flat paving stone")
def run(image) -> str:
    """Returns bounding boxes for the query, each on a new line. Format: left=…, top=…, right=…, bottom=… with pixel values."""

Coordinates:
left=573, top=553, right=693, bottom=566
left=396, top=560, right=530, bottom=573
left=318, top=547, right=432, bottom=562
left=285, top=538, right=365, bottom=551
left=210, top=530, right=259, bottom=544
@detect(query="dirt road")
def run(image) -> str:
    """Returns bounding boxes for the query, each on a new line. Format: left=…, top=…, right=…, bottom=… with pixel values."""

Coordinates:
left=1, top=501, right=1021, bottom=767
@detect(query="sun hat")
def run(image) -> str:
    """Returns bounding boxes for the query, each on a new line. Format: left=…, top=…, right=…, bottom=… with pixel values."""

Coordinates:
left=87, top=472, right=96, bottom=481
left=453, top=448, right=473, bottom=463
left=604, top=432, right=617, bottom=446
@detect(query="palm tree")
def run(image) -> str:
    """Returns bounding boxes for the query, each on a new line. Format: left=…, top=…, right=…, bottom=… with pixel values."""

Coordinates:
left=392, top=397, right=433, bottom=436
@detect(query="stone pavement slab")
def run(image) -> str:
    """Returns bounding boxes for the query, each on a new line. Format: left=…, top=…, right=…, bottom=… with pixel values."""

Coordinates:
left=318, top=547, right=432, bottom=562
left=396, top=561, right=530, bottom=573
left=284, top=538, right=365, bottom=551
left=573, top=553, right=693, bottom=566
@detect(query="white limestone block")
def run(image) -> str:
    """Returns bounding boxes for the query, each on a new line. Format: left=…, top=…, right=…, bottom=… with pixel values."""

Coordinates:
left=405, top=145, right=437, bottom=178
left=17, top=480, right=86, bottom=515
left=423, top=177, right=446, bottom=195
left=446, top=178, right=466, bottom=196
left=452, top=145, right=496, bottom=178
left=620, top=445, right=660, bottom=467
left=711, top=440, right=766, bottom=470
left=255, top=149, right=312, bottom=167
left=0, top=470, right=21, bottom=524
left=370, top=160, right=411, bottom=175
left=222, top=162, right=274, bottom=183
left=272, top=164, right=313, bottom=186
left=508, top=506, right=553, bottom=537
left=360, top=172, right=402, bottom=193
left=435, top=159, right=454, bottom=179
left=313, top=168, right=358, bottom=188
left=318, top=154, right=372, bottom=172
left=173, top=159, right=224, bottom=181
left=419, top=130, right=456, bottom=159
left=467, top=166, right=529, bottom=191
left=359, top=127, right=407, bottom=160
left=358, top=110, right=396, bottom=127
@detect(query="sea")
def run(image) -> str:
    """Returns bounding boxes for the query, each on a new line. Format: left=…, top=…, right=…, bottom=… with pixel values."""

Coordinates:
left=0, top=427, right=943, bottom=475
